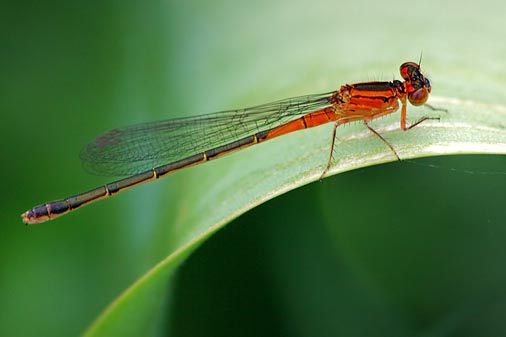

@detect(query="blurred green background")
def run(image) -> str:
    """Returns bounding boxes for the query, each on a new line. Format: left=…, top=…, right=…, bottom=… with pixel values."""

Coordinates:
left=1, top=0, right=506, bottom=336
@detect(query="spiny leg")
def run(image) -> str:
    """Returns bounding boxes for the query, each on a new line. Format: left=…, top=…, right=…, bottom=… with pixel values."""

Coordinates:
left=319, top=104, right=444, bottom=180
left=402, top=103, right=446, bottom=129
left=319, top=121, right=339, bottom=181
left=405, top=116, right=440, bottom=130
left=401, top=100, right=442, bottom=130
left=364, top=121, right=401, bottom=161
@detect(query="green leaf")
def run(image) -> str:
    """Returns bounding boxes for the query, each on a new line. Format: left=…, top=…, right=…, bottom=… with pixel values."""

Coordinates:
left=83, top=1, right=506, bottom=336
left=84, top=97, right=506, bottom=336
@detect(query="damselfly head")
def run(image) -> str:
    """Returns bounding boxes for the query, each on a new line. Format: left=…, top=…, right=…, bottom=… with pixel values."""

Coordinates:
left=399, top=62, right=431, bottom=106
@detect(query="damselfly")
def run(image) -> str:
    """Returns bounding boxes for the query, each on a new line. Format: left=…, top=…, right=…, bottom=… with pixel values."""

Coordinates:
left=22, top=61, right=441, bottom=224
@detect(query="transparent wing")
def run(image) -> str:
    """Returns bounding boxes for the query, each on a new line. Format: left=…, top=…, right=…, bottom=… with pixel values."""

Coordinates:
left=80, top=92, right=334, bottom=175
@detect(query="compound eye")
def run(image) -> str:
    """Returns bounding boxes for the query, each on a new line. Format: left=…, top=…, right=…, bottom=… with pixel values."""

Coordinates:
left=408, top=87, right=429, bottom=106
left=400, top=62, right=419, bottom=81
left=425, top=78, right=432, bottom=93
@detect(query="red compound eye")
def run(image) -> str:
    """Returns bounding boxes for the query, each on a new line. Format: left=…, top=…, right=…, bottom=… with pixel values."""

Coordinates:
left=399, top=62, right=419, bottom=81
left=408, top=87, right=429, bottom=106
